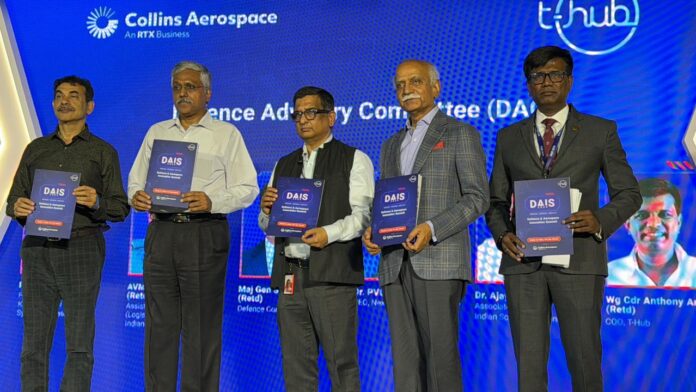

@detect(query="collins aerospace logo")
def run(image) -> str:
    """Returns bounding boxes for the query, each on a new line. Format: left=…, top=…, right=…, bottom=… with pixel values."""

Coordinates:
left=538, top=0, right=639, bottom=55
left=86, top=6, right=119, bottom=39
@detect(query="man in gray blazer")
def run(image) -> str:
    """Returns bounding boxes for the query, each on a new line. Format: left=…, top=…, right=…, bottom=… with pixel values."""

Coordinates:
left=486, top=46, right=641, bottom=391
left=364, top=60, right=489, bottom=391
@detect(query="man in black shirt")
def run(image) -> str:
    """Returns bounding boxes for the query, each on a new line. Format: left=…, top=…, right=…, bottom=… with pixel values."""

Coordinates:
left=6, top=75, right=129, bottom=391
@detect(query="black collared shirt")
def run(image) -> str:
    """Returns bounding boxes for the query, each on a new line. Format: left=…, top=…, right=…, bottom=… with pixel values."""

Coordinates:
left=6, top=125, right=130, bottom=231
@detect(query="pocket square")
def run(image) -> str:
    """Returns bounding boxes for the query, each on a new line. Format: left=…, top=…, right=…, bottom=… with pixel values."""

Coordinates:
left=432, top=140, right=445, bottom=151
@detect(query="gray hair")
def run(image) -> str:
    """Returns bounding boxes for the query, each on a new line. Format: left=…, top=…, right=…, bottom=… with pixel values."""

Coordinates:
left=393, top=60, right=440, bottom=87
left=171, top=61, right=211, bottom=90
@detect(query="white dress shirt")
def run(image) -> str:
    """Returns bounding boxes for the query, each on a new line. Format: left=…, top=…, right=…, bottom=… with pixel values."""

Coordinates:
left=608, top=244, right=696, bottom=288
left=128, top=112, right=259, bottom=214
left=258, top=134, right=374, bottom=260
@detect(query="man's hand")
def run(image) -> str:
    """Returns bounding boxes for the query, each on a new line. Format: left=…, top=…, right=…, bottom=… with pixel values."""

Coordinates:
left=563, top=210, right=600, bottom=234
left=362, top=226, right=382, bottom=255
left=74, top=185, right=99, bottom=209
left=260, top=187, right=278, bottom=215
left=131, top=190, right=152, bottom=212
left=302, top=228, right=329, bottom=249
left=403, top=223, right=432, bottom=253
left=13, top=197, right=35, bottom=218
left=182, top=191, right=212, bottom=213
left=500, top=232, right=526, bottom=262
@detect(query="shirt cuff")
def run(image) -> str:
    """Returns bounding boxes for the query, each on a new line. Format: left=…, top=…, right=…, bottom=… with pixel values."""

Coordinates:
left=593, top=226, right=603, bottom=241
left=323, top=224, right=341, bottom=245
left=426, top=220, right=437, bottom=243
left=258, top=211, right=270, bottom=231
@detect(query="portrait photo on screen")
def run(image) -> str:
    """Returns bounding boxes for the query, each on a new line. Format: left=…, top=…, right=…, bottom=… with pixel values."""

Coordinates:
left=607, top=174, right=696, bottom=288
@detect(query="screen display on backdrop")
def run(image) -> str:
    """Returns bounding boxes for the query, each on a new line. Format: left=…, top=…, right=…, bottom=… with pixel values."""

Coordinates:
left=0, top=1, right=694, bottom=390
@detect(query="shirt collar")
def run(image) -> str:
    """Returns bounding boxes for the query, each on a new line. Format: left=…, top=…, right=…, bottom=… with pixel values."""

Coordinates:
left=535, top=105, right=569, bottom=133
left=170, top=111, right=214, bottom=131
left=406, top=106, right=439, bottom=133
left=631, top=243, right=688, bottom=267
left=51, top=124, right=92, bottom=141
left=628, top=243, right=690, bottom=282
left=303, top=134, right=333, bottom=156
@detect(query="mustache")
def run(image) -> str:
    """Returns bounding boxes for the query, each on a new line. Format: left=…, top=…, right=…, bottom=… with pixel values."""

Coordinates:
left=400, top=93, right=421, bottom=102
left=177, top=98, right=193, bottom=105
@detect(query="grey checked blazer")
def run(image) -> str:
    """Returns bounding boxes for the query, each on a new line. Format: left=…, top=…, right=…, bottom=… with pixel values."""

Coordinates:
left=378, top=110, right=489, bottom=285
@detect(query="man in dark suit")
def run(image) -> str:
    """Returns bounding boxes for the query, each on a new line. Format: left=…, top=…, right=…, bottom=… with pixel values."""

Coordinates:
left=486, top=46, right=641, bottom=391
left=363, top=60, right=489, bottom=391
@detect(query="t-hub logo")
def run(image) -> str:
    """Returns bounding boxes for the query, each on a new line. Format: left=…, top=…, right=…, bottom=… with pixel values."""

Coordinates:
left=86, top=6, right=119, bottom=39
left=538, top=0, right=639, bottom=56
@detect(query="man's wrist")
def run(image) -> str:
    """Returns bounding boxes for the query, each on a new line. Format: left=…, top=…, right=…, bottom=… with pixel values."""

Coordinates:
left=496, top=231, right=510, bottom=248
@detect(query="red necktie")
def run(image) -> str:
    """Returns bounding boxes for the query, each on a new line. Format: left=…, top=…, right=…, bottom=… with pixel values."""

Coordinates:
left=542, top=118, right=556, bottom=156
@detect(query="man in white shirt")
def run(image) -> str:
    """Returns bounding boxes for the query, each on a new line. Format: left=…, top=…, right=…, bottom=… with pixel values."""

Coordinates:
left=609, top=178, right=696, bottom=287
left=259, top=86, right=374, bottom=391
left=128, top=61, right=259, bottom=391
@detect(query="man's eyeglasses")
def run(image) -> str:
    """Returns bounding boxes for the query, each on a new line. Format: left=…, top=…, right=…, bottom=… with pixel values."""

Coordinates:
left=172, top=83, right=204, bottom=93
left=527, top=71, right=568, bottom=85
left=290, top=109, right=332, bottom=122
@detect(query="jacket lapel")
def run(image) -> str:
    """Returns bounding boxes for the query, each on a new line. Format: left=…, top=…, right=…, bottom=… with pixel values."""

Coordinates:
left=520, top=115, right=543, bottom=172
left=411, top=111, right=446, bottom=174
left=390, top=128, right=407, bottom=177
left=554, top=104, right=582, bottom=162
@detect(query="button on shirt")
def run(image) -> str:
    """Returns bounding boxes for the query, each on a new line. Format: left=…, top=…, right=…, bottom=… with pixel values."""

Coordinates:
left=400, top=106, right=439, bottom=176
left=6, top=126, right=130, bottom=229
left=258, top=135, right=375, bottom=260
left=400, top=106, right=439, bottom=240
left=128, top=112, right=259, bottom=214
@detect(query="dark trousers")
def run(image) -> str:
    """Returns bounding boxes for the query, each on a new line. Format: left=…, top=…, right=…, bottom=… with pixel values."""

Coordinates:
left=143, top=219, right=229, bottom=392
left=277, top=263, right=360, bottom=392
left=382, top=259, right=466, bottom=392
left=20, top=234, right=106, bottom=392
left=504, top=268, right=605, bottom=392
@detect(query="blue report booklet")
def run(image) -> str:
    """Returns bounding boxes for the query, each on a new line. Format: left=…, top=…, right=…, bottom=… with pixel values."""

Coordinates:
left=371, top=174, right=421, bottom=247
left=266, top=177, right=324, bottom=237
left=145, top=139, right=198, bottom=213
left=514, top=177, right=573, bottom=257
left=25, top=169, right=81, bottom=239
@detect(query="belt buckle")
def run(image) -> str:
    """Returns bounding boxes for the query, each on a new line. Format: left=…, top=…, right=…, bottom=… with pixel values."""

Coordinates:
left=174, top=213, right=190, bottom=223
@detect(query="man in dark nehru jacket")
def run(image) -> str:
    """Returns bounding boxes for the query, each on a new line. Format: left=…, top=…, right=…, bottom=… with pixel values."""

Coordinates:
left=259, top=86, right=374, bottom=391
left=486, top=45, right=641, bottom=391
left=7, top=75, right=130, bottom=391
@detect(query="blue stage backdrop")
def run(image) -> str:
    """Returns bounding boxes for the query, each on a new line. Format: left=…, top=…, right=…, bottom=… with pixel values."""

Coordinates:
left=1, top=1, right=695, bottom=390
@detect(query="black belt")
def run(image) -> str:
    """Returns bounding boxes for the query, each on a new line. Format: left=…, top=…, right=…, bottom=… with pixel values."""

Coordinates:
left=286, top=257, right=310, bottom=269
left=47, top=226, right=105, bottom=242
left=152, top=213, right=227, bottom=223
